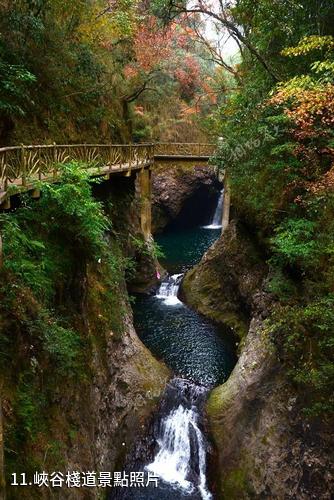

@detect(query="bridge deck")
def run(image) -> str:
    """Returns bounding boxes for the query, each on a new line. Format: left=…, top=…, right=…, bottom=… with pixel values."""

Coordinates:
left=0, top=143, right=215, bottom=207
left=0, top=160, right=152, bottom=205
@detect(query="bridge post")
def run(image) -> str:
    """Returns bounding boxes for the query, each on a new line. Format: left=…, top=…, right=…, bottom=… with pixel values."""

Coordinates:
left=138, top=168, right=152, bottom=240
left=222, top=172, right=230, bottom=232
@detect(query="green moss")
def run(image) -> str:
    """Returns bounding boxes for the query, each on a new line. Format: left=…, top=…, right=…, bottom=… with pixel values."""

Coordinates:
left=182, top=268, right=248, bottom=339
left=221, top=468, right=251, bottom=499
left=0, top=164, right=131, bottom=491
left=0, top=160, right=171, bottom=498
left=207, top=384, right=234, bottom=425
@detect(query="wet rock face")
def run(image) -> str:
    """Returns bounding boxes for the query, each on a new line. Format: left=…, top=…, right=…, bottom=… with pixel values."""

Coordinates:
left=208, top=317, right=334, bottom=500
left=152, top=163, right=220, bottom=233
left=1, top=176, right=170, bottom=500
left=88, top=301, right=170, bottom=476
left=180, top=220, right=334, bottom=499
left=180, top=220, right=268, bottom=338
left=35, top=270, right=170, bottom=500
left=95, top=174, right=163, bottom=293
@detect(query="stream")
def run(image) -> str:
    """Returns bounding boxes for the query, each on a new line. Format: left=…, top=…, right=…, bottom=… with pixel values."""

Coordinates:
left=112, top=190, right=236, bottom=499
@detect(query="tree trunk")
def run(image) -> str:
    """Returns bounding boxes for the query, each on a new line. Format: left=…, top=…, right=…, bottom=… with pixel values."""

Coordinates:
left=122, top=100, right=133, bottom=142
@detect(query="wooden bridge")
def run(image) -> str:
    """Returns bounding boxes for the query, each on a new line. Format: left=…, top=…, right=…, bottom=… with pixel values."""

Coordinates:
left=0, top=142, right=215, bottom=208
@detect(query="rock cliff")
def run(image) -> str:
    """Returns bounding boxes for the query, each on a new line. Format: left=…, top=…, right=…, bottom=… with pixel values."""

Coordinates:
left=180, top=221, right=267, bottom=338
left=181, top=220, right=334, bottom=499
left=0, top=175, right=169, bottom=499
left=152, top=163, right=221, bottom=233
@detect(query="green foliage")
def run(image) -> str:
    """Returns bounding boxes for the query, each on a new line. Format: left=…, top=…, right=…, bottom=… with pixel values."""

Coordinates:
left=123, top=255, right=137, bottom=279
left=151, top=240, right=165, bottom=260
left=268, top=296, right=334, bottom=416
left=0, top=161, right=123, bottom=385
left=27, top=313, right=83, bottom=375
left=0, top=0, right=215, bottom=144
left=130, top=235, right=150, bottom=254
left=211, top=0, right=334, bottom=417
left=38, top=162, right=111, bottom=258
left=0, top=162, right=113, bottom=304
left=0, top=217, right=53, bottom=297
left=43, top=323, right=82, bottom=374
left=265, top=267, right=297, bottom=300
left=0, top=58, right=36, bottom=116
left=282, top=35, right=334, bottom=57
left=0, top=160, right=134, bottom=480
left=0, top=0, right=129, bottom=142
left=130, top=234, right=165, bottom=259
left=271, top=219, right=319, bottom=268
left=16, top=375, right=47, bottom=438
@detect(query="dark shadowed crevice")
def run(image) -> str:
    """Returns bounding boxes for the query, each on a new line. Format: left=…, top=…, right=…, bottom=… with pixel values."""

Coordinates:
left=165, top=182, right=223, bottom=231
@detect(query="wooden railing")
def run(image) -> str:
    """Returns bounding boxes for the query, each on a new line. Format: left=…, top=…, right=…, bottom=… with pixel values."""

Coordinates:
left=0, top=144, right=154, bottom=195
left=0, top=142, right=215, bottom=204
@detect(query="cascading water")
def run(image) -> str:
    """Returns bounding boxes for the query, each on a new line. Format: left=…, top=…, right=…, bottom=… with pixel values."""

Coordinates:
left=110, top=378, right=214, bottom=500
left=146, top=378, right=212, bottom=500
left=203, top=189, right=224, bottom=229
left=156, top=273, right=183, bottom=306
left=111, top=208, right=236, bottom=500
left=147, top=282, right=212, bottom=498
left=111, top=276, right=235, bottom=499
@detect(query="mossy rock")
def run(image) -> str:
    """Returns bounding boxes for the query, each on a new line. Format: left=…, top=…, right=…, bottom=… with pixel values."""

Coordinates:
left=180, top=220, right=267, bottom=339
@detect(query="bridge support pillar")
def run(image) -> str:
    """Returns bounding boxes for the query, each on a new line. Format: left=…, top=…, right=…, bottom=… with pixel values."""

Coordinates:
left=2, top=197, right=10, bottom=210
left=31, top=188, right=41, bottom=199
left=222, top=172, right=230, bottom=232
left=138, top=168, right=152, bottom=240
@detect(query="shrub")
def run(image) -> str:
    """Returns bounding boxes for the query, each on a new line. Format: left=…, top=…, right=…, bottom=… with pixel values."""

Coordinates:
left=267, top=296, right=334, bottom=416
left=0, top=162, right=114, bottom=302
left=271, top=218, right=320, bottom=268
left=27, top=313, right=83, bottom=376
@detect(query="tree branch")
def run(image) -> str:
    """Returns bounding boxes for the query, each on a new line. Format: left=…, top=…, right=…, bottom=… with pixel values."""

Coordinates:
left=167, top=1, right=280, bottom=81
left=189, top=20, right=241, bottom=82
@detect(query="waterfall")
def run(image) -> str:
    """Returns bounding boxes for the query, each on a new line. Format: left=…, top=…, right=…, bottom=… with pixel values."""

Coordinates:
left=156, top=274, right=183, bottom=306
left=203, top=189, right=224, bottom=229
left=146, top=378, right=213, bottom=500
